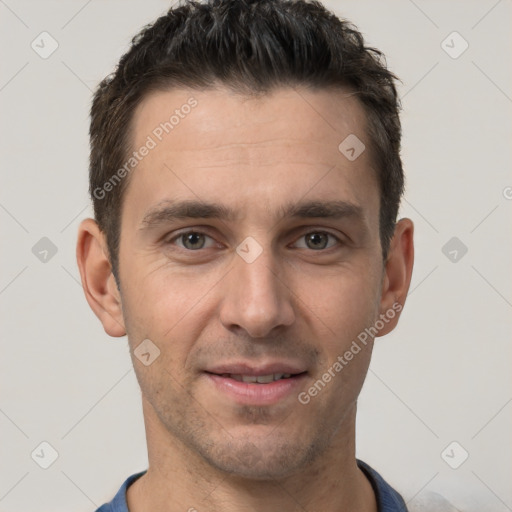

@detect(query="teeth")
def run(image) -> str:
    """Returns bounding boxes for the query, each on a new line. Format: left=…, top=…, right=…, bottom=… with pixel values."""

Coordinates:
left=229, top=373, right=293, bottom=383
left=255, top=374, right=274, bottom=384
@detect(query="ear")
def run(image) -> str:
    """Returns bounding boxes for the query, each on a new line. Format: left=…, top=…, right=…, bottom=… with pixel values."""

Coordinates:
left=376, top=218, right=414, bottom=337
left=76, top=218, right=126, bottom=337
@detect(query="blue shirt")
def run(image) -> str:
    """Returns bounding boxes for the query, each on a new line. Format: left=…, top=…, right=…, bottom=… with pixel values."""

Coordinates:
left=96, top=460, right=408, bottom=511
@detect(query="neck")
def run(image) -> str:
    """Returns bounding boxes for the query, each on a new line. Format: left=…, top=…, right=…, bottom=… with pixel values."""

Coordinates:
left=127, top=399, right=377, bottom=512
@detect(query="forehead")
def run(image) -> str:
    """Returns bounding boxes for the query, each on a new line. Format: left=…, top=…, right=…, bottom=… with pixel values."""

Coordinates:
left=123, top=86, right=378, bottom=224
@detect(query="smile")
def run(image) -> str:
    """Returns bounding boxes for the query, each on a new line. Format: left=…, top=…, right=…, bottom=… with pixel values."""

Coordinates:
left=223, top=373, right=293, bottom=383
left=204, top=370, right=308, bottom=406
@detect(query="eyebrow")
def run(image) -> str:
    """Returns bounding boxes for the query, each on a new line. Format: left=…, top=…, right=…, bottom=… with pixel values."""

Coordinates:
left=140, top=200, right=236, bottom=229
left=279, top=200, right=363, bottom=221
left=139, top=199, right=364, bottom=230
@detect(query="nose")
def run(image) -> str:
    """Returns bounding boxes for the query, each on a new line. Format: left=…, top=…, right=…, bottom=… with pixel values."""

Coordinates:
left=219, top=248, right=295, bottom=339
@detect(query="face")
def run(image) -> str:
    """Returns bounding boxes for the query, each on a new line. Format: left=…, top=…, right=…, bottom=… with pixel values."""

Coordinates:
left=112, top=86, right=394, bottom=479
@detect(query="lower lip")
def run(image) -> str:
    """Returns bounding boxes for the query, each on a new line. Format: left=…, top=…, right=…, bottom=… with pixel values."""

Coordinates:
left=205, top=373, right=307, bottom=405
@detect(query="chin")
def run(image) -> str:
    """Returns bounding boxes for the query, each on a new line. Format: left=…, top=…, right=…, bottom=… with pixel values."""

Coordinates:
left=202, top=437, right=319, bottom=481
left=214, top=456, right=299, bottom=481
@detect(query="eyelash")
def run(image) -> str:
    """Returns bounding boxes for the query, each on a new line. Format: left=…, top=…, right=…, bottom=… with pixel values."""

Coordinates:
left=165, top=229, right=343, bottom=251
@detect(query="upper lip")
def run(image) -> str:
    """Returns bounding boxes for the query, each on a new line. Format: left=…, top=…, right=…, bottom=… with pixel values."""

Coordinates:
left=205, top=362, right=308, bottom=376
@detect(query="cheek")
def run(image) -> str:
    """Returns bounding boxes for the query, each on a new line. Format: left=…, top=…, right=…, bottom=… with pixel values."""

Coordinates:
left=120, top=263, right=220, bottom=350
left=120, top=271, right=212, bottom=397
left=293, top=262, right=382, bottom=345
left=296, top=269, right=378, bottom=409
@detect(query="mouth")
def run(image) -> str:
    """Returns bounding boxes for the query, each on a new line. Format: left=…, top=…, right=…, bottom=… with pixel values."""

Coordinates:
left=216, top=372, right=298, bottom=383
left=203, top=364, right=308, bottom=405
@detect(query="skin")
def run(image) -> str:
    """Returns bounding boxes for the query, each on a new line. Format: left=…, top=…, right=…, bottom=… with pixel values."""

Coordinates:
left=77, top=86, right=414, bottom=512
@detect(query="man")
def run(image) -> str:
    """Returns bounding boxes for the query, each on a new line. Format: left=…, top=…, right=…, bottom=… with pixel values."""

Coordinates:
left=76, top=0, right=414, bottom=510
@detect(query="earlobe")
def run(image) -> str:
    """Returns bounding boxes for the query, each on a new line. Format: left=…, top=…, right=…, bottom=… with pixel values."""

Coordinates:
left=376, top=218, right=414, bottom=337
left=76, top=218, right=126, bottom=337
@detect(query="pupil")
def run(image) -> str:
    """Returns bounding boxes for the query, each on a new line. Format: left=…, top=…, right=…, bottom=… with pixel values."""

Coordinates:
left=307, top=233, right=327, bottom=250
left=184, top=233, right=204, bottom=249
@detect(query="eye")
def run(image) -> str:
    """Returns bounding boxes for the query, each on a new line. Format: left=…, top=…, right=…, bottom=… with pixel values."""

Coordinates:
left=293, top=232, right=339, bottom=250
left=173, top=231, right=216, bottom=250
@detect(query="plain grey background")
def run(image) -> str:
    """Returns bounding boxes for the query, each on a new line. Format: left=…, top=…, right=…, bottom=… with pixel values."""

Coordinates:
left=1, top=1, right=511, bottom=510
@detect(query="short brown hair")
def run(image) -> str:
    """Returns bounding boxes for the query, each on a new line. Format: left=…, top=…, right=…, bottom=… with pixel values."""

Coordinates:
left=89, top=0, right=404, bottom=280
